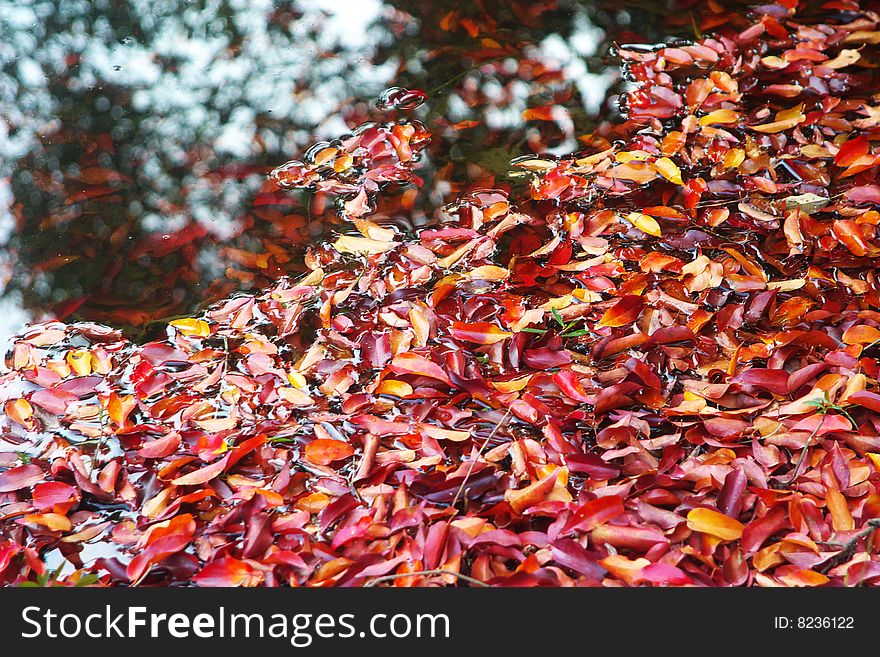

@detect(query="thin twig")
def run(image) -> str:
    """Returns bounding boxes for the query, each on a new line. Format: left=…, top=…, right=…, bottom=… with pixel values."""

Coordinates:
left=818, top=519, right=880, bottom=574
left=447, top=408, right=512, bottom=515
left=780, top=413, right=825, bottom=486
left=363, top=568, right=489, bottom=588
left=362, top=410, right=512, bottom=589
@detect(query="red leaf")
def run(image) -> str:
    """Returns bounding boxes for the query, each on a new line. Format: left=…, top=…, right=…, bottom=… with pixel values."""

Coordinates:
left=193, top=557, right=263, bottom=587
left=0, top=464, right=45, bottom=493
left=171, top=454, right=231, bottom=486
left=564, top=496, right=625, bottom=533
left=126, top=514, right=196, bottom=582
left=389, top=352, right=451, bottom=384
left=449, top=321, right=512, bottom=345
left=32, top=481, right=78, bottom=513
left=731, top=368, right=789, bottom=395
left=138, top=432, right=182, bottom=459
left=834, top=134, right=869, bottom=167
left=848, top=390, right=880, bottom=413
left=741, top=507, right=788, bottom=554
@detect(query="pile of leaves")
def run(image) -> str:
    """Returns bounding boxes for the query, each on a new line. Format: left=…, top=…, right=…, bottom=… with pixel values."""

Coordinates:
left=5, top=0, right=880, bottom=587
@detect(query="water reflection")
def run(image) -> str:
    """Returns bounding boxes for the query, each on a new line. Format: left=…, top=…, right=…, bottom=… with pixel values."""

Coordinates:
left=0, top=0, right=668, bottom=346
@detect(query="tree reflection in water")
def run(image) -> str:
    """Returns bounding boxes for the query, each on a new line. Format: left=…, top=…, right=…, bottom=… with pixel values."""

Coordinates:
left=0, top=0, right=669, bottom=342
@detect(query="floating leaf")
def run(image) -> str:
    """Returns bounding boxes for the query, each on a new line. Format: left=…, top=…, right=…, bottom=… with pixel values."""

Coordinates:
left=654, top=157, right=683, bottom=185
left=169, top=318, right=211, bottom=337
left=333, top=235, right=397, bottom=255
left=194, top=557, right=264, bottom=587
left=449, top=321, right=512, bottom=344
left=305, top=439, right=355, bottom=465
left=597, top=295, right=645, bottom=328
left=623, top=212, right=661, bottom=237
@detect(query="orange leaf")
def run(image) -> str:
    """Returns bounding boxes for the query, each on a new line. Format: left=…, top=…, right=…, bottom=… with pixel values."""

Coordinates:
left=126, top=514, right=196, bottom=582
left=21, top=513, right=72, bottom=532
left=171, top=453, right=231, bottom=486
left=522, top=106, right=557, bottom=122
left=505, top=471, right=559, bottom=514
left=605, top=161, right=658, bottom=184
left=778, top=569, right=830, bottom=587
left=4, top=398, right=34, bottom=428
left=686, top=507, right=744, bottom=541
left=597, top=295, right=645, bottom=328
left=599, top=554, right=652, bottom=584
left=375, top=379, right=414, bottom=397
left=825, top=489, right=854, bottom=531
left=305, top=439, right=355, bottom=466
left=418, top=423, right=471, bottom=442
left=843, top=325, right=880, bottom=345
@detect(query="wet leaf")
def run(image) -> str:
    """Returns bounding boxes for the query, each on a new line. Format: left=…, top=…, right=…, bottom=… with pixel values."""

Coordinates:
left=193, top=557, right=264, bottom=587
left=624, top=212, right=662, bottom=237
left=597, top=295, right=645, bottom=328
left=305, top=439, right=355, bottom=466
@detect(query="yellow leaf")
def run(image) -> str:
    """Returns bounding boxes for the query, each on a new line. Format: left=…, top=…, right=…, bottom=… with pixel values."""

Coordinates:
left=615, top=150, right=651, bottom=163
left=333, top=235, right=397, bottom=255
left=760, top=55, right=789, bottom=69
left=800, top=144, right=833, bottom=158
left=375, top=379, right=414, bottom=397
left=654, top=157, right=683, bottom=185
left=66, top=349, right=92, bottom=376
left=286, top=370, right=307, bottom=388
left=698, top=109, right=739, bottom=126
left=750, top=104, right=805, bottom=134
left=686, top=507, right=744, bottom=541
left=490, top=375, right=532, bottom=393
left=277, top=387, right=315, bottom=407
left=825, top=49, right=861, bottom=69
left=624, top=212, right=662, bottom=237
left=143, top=487, right=175, bottom=518
left=169, top=318, right=211, bottom=337
left=766, top=279, right=806, bottom=292
left=409, top=304, right=432, bottom=347
left=723, top=148, right=745, bottom=169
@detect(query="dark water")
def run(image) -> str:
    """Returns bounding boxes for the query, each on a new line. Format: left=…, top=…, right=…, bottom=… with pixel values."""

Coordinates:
left=0, top=0, right=672, bottom=346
